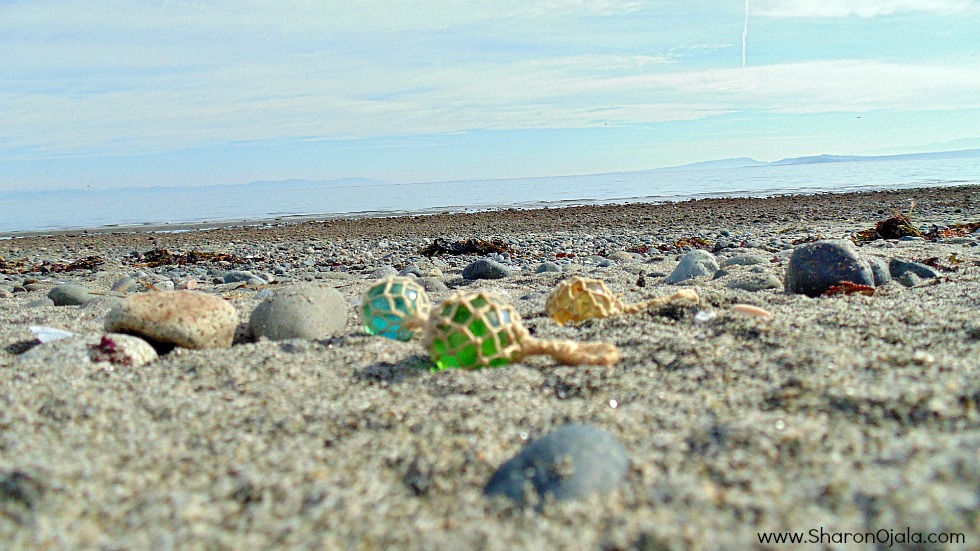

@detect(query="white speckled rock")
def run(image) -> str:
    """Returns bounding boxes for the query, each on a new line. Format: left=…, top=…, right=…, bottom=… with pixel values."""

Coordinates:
left=19, top=333, right=158, bottom=368
left=247, top=283, right=348, bottom=341
left=104, top=291, right=238, bottom=349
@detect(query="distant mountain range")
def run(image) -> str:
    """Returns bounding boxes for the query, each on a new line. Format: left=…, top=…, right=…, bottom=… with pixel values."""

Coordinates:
left=663, top=148, right=980, bottom=171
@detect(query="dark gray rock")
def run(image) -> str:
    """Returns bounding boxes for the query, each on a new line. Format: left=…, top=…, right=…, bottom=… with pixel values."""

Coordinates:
left=535, top=262, right=562, bottom=274
left=665, top=250, right=719, bottom=284
left=247, top=283, right=348, bottom=341
left=484, top=424, right=629, bottom=508
left=462, top=259, right=513, bottom=280
left=888, top=259, right=939, bottom=280
left=865, top=257, right=891, bottom=286
left=47, top=283, right=98, bottom=306
left=784, top=240, right=874, bottom=297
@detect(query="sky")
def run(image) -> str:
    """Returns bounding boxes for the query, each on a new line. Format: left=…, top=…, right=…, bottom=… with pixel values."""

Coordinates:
left=1, top=0, right=979, bottom=191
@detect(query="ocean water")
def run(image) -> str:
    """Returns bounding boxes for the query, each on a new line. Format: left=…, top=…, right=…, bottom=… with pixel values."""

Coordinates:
left=2, top=157, right=979, bottom=235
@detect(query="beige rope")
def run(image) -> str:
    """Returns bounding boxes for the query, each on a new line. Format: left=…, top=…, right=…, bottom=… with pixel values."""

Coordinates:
left=519, top=336, right=621, bottom=366
left=619, top=288, right=701, bottom=315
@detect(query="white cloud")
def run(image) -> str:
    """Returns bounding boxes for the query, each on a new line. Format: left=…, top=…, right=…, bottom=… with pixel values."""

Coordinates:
left=3, top=55, right=979, bottom=158
left=753, top=0, right=978, bottom=18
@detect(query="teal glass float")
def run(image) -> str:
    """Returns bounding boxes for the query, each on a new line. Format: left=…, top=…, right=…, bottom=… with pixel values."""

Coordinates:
left=362, top=276, right=432, bottom=341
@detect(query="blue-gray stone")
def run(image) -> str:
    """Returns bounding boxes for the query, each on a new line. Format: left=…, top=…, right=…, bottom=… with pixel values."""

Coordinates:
left=27, top=298, right=55, bottom=308
left=370, top=266, right=399, bottom=279
left=224, top=271, right=267, bottom=285
left=419, top=277, right=449, bottom=293
left=462, top=259, right=513, bottom=280
left=888, top=258, right=939, bottom=280
left=784, top=240, right=874, bottom=297
left=535, top=262, right=562, bottom=274
left=865, top=257, right=891, bottom=286
left=666, top=250, right=719, bottom=284
left=398, top=265, right=425, bottom=278
left=596, top=259, right=614, bottom=268
left=110, top=276, right=138, bottom=294
left=721, top=253, right=768, bottom=267
left=47, top=283, right=98, bottom=306
left=484, top=424, right=629, bottom=508
left=896, top=272, right=924, bottom=288
left=726, top=273, right=782, bottom=292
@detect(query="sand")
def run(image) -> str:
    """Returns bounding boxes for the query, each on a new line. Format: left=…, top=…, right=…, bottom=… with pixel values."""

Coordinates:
left=1, top=187, right=978, bottom=550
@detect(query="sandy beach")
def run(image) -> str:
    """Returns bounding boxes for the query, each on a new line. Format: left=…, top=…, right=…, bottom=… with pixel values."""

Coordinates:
left=1, top=186, right=978, bottom=550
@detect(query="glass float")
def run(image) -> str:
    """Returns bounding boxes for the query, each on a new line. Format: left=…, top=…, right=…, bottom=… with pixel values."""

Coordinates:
left=546, top=276, right=700, bottom=325
left=362, top=276, right=431, bottom=341
left=423, top=291, right=619, bottom=370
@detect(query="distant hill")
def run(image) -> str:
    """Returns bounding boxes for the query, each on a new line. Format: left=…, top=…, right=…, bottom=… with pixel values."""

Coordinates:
left=771, top=148, right=980, bottom=166
left=660, top=157, right=767, bottom=171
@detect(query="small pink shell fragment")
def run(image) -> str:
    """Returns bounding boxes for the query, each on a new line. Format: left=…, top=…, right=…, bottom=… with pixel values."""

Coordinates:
left=730, top=304, right=773, bottom=318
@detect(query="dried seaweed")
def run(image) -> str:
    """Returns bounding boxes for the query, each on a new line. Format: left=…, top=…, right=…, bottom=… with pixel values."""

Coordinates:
left=419, top=238, right=512, bottom=257
left=924, top=221, right=980, bottom=240
left=0, top=255, right=104, bottom=274
left=657, top=237, right=715, bottom=252
left=130, top=248, right=244, bottom=268
left=918, top=257, right=959, bottom=273
left=823, top=281, right=876, bottom=297
left=0, top=257, right=28, bottom=274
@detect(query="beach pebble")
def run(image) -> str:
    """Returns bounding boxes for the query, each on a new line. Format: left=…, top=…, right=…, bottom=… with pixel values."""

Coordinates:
left=398, top=265, right=424, bottom=278
left=223, top=270, right=267, bottom=285
left=726, top=273, right=782, bottom=292
left=26, top=298, right=55, bottom=308
left=247, top=283, right=347, bottom=341
left=104, top=291, right=239, bottom=349
left=419, top=277, right=449, bottom=294
left=462, top=259, right=513, bottom=280
left=152, top=280, right=176, bottom=292
left=865, top=257, right=891, bottom=287
left=111, top=276, right=139, bottom=294
left=608, top=251, right=634, bottom=262
left=484, top=424, right=629, bottom=507
left=666, top=250, right=719, bottom=284
left=19, top=333, right=158, bottom=368
left=0, top=288, right=12, bottom=299
left=784, top=240, right=874, bottom=297
left=888, top=259, right=939, bottom=280
left=720, top=253, right=768, bottom=267
left=535, top=262, right=563, bottom=274
left=370, top=266, right=399, bottom=279
left=896, top=272, right=924, bottom=288
left=47, top=283, right=98, bottom=306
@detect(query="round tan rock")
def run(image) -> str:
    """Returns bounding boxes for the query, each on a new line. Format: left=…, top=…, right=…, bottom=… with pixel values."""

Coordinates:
left=104, top=290, right=238, bottom=349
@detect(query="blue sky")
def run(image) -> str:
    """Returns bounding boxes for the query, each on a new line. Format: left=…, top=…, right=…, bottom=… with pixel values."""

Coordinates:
left=1, top=0, right=979, bottom=191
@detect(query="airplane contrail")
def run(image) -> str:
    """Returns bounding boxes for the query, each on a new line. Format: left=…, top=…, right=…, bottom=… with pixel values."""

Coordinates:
left=742, top=0, right=750, bottom=67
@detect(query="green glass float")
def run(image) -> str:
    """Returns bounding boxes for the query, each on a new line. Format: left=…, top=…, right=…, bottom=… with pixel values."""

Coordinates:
left=361, top=276, right=432, bottom=341
left=422, top=291, right=620, bottom=370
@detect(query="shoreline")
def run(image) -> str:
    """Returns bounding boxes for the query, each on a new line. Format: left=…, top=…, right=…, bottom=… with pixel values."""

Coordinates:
left=3, top=182, right=976, bottom=240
